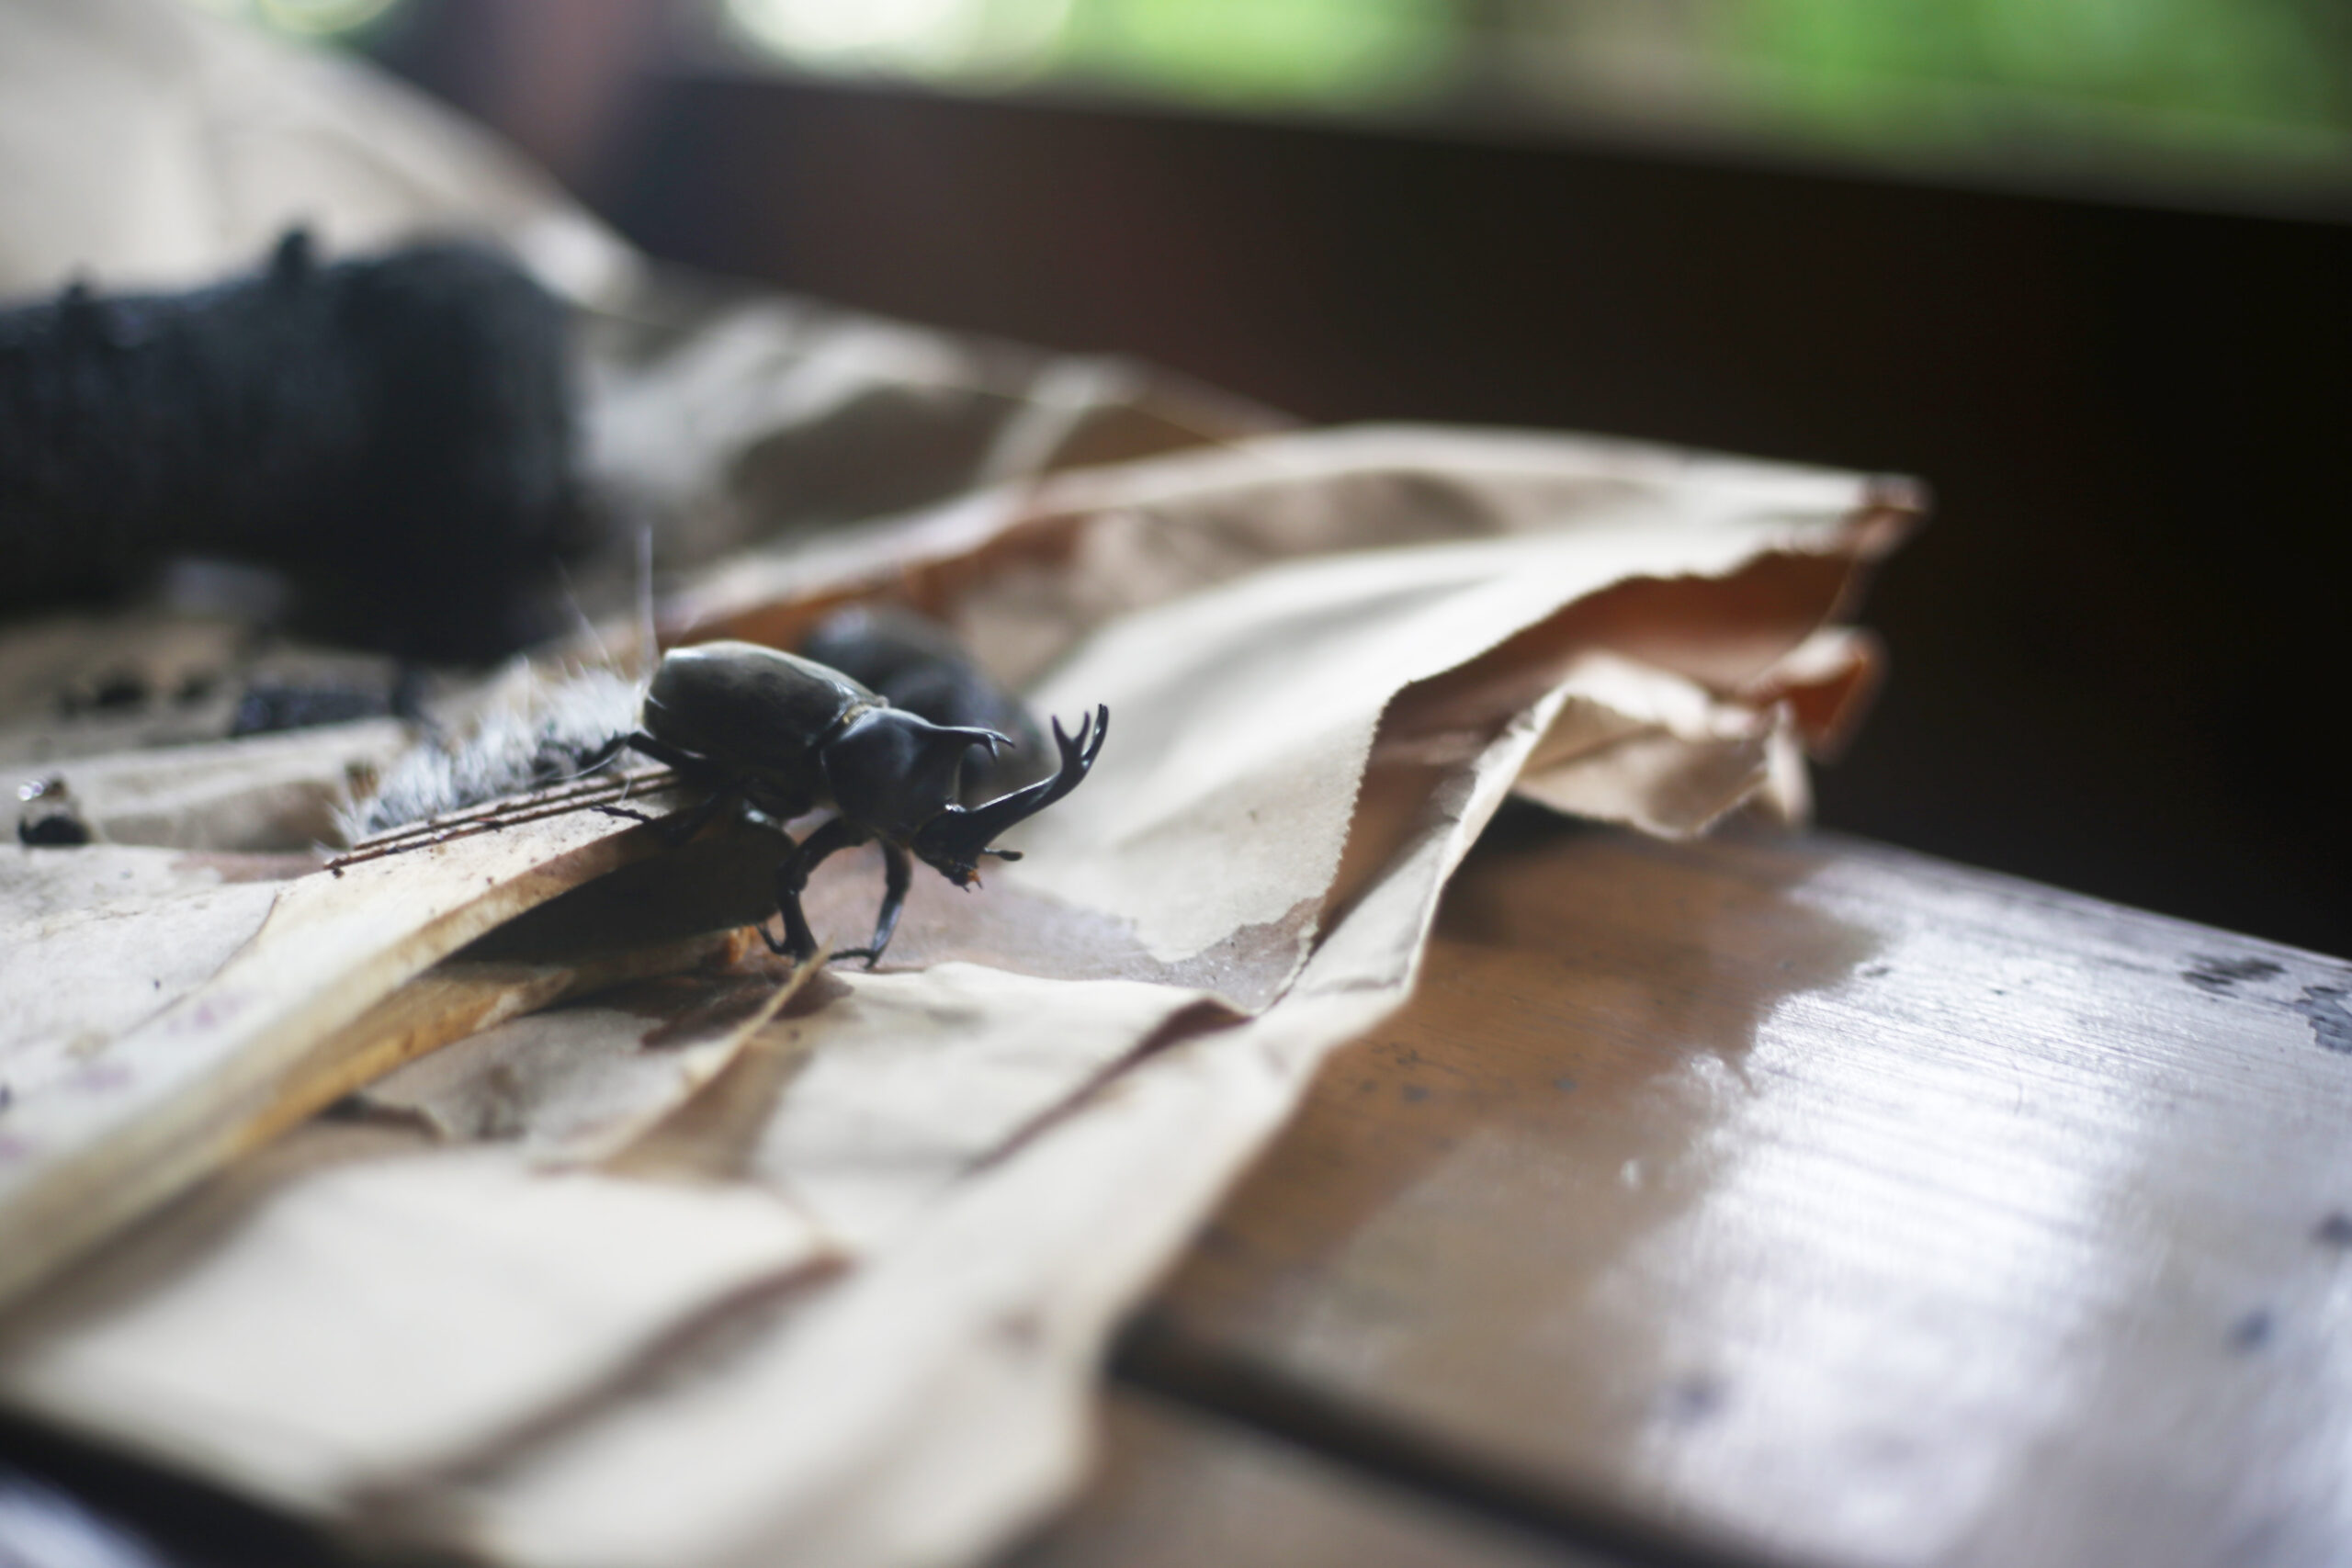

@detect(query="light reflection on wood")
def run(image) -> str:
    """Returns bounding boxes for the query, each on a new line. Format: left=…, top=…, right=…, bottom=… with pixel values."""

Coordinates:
left=1130, top=825, right=2352, bottom=1568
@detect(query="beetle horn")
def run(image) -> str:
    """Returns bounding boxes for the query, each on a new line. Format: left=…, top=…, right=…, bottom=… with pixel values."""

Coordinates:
left=911, top=705, right=1107, bottom=880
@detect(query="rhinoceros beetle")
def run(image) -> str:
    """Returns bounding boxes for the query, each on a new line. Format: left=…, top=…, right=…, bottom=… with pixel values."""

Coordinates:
left=605, top=639, right=1105, bottom=966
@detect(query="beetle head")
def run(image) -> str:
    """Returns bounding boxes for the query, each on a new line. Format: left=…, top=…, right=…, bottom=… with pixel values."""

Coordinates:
left=910, top=705, right=1108, bottom=886
left=821, top=708, right=1009, bottom=843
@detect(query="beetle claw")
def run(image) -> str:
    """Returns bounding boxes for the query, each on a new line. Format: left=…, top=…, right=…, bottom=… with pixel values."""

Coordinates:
left=911, top=703, right=1108, bottom=883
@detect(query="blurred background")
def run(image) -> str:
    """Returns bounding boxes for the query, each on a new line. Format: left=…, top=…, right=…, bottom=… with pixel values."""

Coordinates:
left=209, top=0, right=2352, bottom=954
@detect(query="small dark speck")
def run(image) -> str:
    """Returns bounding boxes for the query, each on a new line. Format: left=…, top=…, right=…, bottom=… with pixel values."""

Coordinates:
left=2314, top=1212, right=2352, bottom=1247
left=17, top=812, right=91, bottom=847
left=230, top=682, right=387, bottom=737
left=91, top=672, right=149, bottom=710
left=0, top=1085, right=12, bottom=1112
left=1401, top=1085, right=1430, bottom=1103
left=1658, top=1374, right=1726, bottom=1424
left=151, top=979, right=160, bottom=990
left=2229, top=1309, right=2276, bottom=1352
left=995, top=1310, right=1046, bottom=1351
left=1197, top=1224, right=1245, bottom=1258
left=2183, top=954, right=2287, bottom=994
left=2290, top=987, right=2352, bottom=1055
left=1554, top=1075, right=1577, bottom=1093
left=1858, top=964, right=1892, bottom=979
left=1776, top=959, right=1793, bottom=972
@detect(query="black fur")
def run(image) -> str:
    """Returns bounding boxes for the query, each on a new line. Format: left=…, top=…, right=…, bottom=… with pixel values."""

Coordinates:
left=0, top=231, right=584, bottom=660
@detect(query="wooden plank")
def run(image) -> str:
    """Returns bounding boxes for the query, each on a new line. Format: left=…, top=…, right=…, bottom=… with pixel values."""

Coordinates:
left=1001, top=1387, right=1604, bottom=1568
left=1125, top=821, right=2352, bottom=1568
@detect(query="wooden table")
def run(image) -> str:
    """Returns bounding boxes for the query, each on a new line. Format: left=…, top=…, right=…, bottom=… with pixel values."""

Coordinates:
left=5, top=820, right=2347, bottom=1567
left=1004, top=818, right=2352, bottom=1568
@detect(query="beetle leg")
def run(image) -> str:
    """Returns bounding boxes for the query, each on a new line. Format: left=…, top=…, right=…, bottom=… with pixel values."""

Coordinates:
left=601, top=776, right=740, bottom=847
left=584, top=728, right=704, bottom=795
left=768, top=816, right=873, bottom=961
left=590, top=732, right=741, bottom=841
left=833, top=842, right=911, bottom=970
left=571, top=734, right=628, bottom=773
left=620, top=730, right=704, bottom=772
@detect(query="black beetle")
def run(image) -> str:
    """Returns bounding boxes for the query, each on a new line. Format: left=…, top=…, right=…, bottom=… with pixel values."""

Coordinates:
left=605, top=640, right=1105, bottom=966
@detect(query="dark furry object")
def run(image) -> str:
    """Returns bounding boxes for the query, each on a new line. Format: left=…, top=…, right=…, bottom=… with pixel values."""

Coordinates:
left=0, top=231, right=584, bottom=660
left=800, top=604, right=1049, bottom=799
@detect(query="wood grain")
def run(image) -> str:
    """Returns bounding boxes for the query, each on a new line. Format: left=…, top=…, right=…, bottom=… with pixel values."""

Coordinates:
left=1002, top=1386, right=1603, bottom=1568
left=1120, top=820, right=2352, bottom=1568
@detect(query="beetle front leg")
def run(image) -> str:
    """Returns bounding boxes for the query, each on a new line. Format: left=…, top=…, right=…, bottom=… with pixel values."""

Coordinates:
left=833, top=842, right=911, bottom=970
left=766, top=816, right=872, bottom=961
left=621, top=730, right=702, bottom=772
left=581, top=728, right=700, bottom=786
left=602, top=773, right=739, bottom=847
left=594, top=732, right=730, bottom=843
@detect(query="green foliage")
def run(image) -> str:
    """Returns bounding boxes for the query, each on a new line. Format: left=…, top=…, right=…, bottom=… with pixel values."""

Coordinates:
left=1052, top=0, right=1461, bottom=107
left=1724, top=0, right=2352, bottom=155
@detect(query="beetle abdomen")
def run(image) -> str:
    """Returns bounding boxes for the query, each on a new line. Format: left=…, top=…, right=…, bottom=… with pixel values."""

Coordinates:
left=644, top=641, right=877, bottom=784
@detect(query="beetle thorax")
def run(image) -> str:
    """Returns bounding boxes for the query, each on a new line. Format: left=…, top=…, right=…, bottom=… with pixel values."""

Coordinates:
left=820, top=708, right=978, bottom=840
